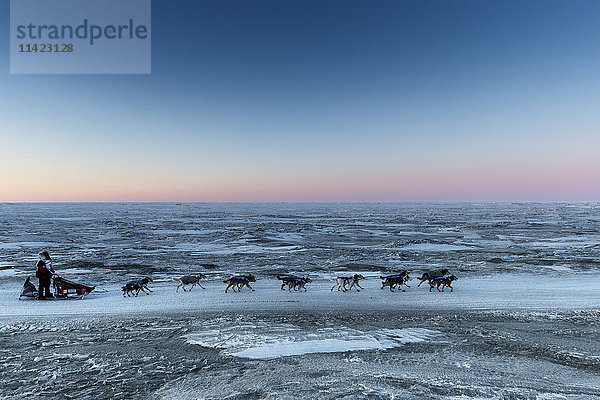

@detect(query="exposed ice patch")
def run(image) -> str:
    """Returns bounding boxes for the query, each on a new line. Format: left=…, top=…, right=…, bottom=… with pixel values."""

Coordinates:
left=0, top=241, right=54, bottom=250
left=395, top=231, right=436, bottom=236
left=0, top=262, right=18, bottom=267
left=0, top=267, right=29, bottom=278
left=535, top=394, right=569, bottom=400
left=169, top=242, right=304, bottom=255
left=150, top=229, right=220, bottom=235
left=60, top=268, right=94, bottom=275
left=399, top=243, right=477, bottom=252
left=358, top=384, right=395, bottom=399
left=184, top=322, right=443, bottom=359
left=530, top=237, right=599, bottom=249
left=233, top=338, right=383, bottom=359
left=266, top=232, right=305, bottom=241
left=461, top=230, right=482, bottom=240
left=538, top=265, right=573, bottom=272
left=41, top=217, right=95, bottom=221
left=0, top=269, right=16, bottom=278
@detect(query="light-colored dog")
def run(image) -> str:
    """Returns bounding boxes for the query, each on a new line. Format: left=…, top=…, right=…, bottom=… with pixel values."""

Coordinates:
left=174, top=274, right=206, bottom=292
left=331, top=274, right=365, bottom=292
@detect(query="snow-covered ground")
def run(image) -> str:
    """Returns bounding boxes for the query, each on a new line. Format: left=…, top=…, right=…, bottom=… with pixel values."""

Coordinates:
left=2, top=273, right=599, bottom=318
left=2, top=276, right=599, bottom=400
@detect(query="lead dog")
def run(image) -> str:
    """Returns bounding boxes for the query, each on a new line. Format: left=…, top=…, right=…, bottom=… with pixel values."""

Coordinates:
left=174, top=274, right=206, bottom=292
left=224, top=274, right=256, bottom=293
left=417, top=269, right=450, bottom=287
left=331, top=274, right=365, bottom=292
left=122, top=277, right=153, bottom=297
left=428, top=275, right=458, bottom=292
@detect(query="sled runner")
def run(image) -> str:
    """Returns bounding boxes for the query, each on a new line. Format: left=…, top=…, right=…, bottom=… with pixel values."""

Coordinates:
left=53, top=275, right=95, bottom=298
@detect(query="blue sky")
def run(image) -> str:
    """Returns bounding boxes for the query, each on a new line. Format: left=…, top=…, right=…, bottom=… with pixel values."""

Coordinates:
left=1, top=0, right=600, bottom=201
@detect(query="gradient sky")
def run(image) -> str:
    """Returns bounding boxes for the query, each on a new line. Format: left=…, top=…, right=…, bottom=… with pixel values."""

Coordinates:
left=1, top=0, right=600, bottom=202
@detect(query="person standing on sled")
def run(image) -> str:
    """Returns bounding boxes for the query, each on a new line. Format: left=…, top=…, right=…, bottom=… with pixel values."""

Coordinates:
left=36, top=251, right=54, bottom=300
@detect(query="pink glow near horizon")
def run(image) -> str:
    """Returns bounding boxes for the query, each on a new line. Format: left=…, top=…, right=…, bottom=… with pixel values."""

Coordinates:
left=2, top=160, right=598, bottom=202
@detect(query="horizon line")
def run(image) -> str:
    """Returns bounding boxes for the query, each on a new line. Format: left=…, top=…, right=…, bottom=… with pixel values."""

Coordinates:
left=1, top=200, right=598, bottom=204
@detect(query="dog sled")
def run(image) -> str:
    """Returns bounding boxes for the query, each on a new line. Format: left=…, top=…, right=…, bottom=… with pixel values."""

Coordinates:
left=19, top=276, right=38, bottom=299
left=19, top=275, right=95, bottom=300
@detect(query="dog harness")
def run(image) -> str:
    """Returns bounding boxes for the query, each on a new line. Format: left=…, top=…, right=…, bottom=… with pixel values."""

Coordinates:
left=382, top=275, right=406, bottom=284
left=231, top=276, right=249, bottom=283
left=281, top=276, right=309, bottom=283
left=280, top=276, right=303, bottom=282
left=126, top=281, right=141, bottom=290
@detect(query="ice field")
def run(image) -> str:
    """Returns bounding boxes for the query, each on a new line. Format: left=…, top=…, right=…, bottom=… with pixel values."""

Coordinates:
left=1, top=202, right=599, bottom=399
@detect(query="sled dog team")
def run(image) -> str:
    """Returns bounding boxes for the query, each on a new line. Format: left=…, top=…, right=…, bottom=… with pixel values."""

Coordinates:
left=122, top=269, right=458, bottom=297
left=27, top=251, right=457, bottom=299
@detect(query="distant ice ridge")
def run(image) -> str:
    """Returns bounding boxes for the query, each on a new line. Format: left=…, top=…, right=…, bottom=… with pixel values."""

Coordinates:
left=184, top=322, right=443, bottom=359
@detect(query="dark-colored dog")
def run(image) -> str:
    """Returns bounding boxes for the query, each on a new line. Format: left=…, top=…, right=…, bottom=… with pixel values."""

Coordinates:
left=331, top=274, right=365, bottom=292
left=380, top=271, right=411, bottom=292
left=122, top=277, right=153, bottom=297
left=277, top=275, right=312, bottom=292
left=174, top=274, right=207, bottom=292
left=428, top=275, right=458, bottom=292
left=417, top=269, right=450, bottom=287
left=287, top=276, right=313, bottom=292
left=224, top=274, right=256, bottom=293
left=277, top=275, right=301, bottom=290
